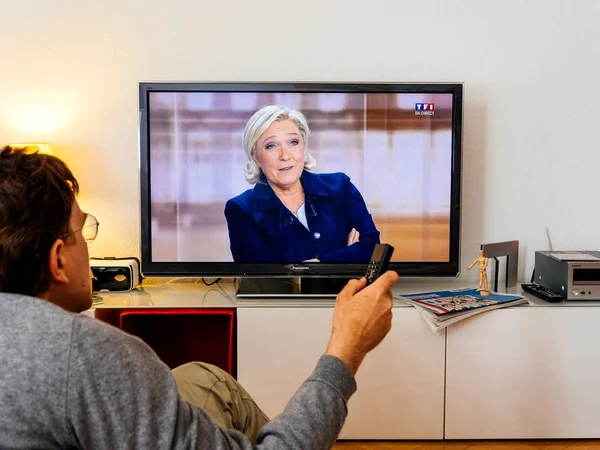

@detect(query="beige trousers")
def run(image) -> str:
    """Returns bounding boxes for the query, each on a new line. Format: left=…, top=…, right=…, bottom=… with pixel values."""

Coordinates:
left=172, top=362, right=270, bottom=444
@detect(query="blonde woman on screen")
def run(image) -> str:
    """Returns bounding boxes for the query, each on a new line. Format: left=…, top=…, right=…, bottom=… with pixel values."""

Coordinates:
left=224, top=105, right=380, bottom=263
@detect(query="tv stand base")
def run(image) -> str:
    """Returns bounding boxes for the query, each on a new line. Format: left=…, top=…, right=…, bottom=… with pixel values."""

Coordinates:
left=236, top=277, right=350, bottom=298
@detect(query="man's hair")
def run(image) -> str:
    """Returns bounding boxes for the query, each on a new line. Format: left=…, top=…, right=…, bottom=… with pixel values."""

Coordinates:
left=0, top=146, right=79, bottom=296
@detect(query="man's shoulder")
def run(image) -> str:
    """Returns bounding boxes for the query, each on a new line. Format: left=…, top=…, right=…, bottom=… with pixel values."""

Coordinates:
left=0, top=292, right=76, bottom=329
left=69, top=312, right=158, bottom=369
left=71, top=308, right=157, bottom=352
left=0, top=292, right=143, bottom=351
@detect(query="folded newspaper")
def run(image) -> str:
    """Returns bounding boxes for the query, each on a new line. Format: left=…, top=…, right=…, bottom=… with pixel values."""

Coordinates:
left=394, top=288, right=529, bottom=332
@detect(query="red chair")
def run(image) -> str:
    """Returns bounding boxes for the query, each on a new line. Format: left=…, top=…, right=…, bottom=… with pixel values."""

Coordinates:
left=119, top=309, right=235, bottom=376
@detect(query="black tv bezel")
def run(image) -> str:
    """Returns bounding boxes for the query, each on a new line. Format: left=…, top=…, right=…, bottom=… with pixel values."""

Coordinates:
left=139, top=82, right=462, bottom=278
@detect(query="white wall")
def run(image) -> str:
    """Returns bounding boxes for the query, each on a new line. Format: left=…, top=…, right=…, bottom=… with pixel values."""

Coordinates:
left=2, top=0, right=599, bottom=282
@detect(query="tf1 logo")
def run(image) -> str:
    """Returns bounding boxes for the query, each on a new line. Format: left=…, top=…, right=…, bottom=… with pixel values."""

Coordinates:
left=415, top=103, right=435, bottom=116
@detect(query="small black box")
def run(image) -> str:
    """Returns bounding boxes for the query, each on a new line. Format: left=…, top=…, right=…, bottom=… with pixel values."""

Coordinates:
left=90, top=258, right=141, bottom=292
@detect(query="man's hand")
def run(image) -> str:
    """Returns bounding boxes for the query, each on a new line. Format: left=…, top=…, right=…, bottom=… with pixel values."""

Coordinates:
left=325, top=271, right=399, bottom=375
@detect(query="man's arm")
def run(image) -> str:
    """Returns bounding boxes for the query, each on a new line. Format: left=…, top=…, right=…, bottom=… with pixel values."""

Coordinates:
left=66, top=316, right=355, bottom=449
left=325, top=272, right=399, bottom=375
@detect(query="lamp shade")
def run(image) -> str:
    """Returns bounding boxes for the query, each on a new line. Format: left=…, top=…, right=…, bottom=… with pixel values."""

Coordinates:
left=8, top=142, right=52, bottom=154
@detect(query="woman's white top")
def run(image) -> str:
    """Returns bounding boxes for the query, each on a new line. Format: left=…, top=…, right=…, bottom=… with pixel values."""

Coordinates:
left=296, top=204, right=309, bottom=230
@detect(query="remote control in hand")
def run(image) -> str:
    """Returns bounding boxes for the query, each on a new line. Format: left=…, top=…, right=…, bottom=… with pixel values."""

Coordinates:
left=521, top=283, right=564, bottom=302
left=365, top=244, right=395, bottom=285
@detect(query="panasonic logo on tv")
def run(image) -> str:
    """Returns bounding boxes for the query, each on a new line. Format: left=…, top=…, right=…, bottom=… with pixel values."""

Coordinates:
left=285, top=264, right=310, bottom=271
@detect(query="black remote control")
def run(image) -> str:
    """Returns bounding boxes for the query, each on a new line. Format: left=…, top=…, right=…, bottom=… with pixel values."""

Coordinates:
left=365, top=244, right=395, bottom=285
left=521, top=283, right=564, bottom=302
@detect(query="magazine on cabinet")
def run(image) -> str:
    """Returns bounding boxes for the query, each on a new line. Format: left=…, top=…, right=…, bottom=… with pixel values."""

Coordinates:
left=394, top=288, right=529, bottom=332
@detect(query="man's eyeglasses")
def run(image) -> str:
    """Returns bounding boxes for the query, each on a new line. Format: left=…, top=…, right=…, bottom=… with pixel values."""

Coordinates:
left=59, top=213, right=99, bottom=243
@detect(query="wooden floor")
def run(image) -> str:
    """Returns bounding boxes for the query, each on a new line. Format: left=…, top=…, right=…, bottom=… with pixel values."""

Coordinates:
left=333, top=441, right=600, bottom=449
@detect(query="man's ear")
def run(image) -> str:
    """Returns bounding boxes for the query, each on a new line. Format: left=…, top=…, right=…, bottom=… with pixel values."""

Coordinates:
left=48, top=239, right=70, bottom=285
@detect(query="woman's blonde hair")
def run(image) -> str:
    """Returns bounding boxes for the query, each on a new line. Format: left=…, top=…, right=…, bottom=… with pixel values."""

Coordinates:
left=243, top=105, right=316, bottom=184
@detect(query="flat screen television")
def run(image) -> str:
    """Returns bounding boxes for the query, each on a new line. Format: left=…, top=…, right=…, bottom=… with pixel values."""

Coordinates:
left=139, top=82, right=463, bottom=296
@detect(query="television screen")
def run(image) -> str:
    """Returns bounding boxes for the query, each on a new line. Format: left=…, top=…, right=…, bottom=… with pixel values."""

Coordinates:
left=139, top=82, right=462, bottom=289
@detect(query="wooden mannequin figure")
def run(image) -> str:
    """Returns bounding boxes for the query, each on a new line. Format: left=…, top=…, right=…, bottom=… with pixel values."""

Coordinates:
left=467, top=249, right=491, bottom=296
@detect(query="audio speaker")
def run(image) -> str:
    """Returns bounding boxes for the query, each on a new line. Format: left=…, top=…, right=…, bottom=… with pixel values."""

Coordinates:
left=90, top=258, right=141, bottom=292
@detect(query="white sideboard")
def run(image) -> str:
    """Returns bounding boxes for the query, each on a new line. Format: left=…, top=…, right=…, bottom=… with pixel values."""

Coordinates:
left=92, top=281, right=600, bottom=439
left=237, top=304, right=446, bottom=439
left=445, top=305, right=600, bottom=439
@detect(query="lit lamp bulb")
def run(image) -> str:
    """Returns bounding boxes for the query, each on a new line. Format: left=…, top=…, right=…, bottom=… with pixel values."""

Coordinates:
left=8, top=142, right=52, bottom=154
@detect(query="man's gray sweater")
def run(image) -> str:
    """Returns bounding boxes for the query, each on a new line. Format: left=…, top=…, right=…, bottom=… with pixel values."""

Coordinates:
left=0, top=293, right=356, bottom=449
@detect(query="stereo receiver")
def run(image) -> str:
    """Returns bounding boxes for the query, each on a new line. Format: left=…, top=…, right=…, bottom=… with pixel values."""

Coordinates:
left=535, top=251, right=600, bottom=300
